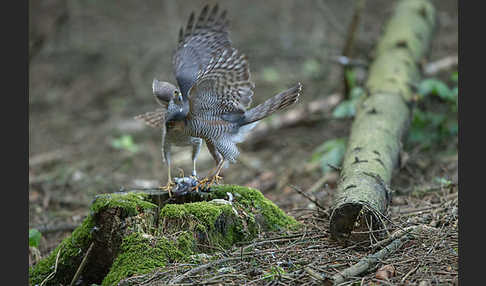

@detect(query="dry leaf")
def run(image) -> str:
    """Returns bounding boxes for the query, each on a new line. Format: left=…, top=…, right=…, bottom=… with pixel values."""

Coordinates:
left=375, top=264, right=396, bottom=280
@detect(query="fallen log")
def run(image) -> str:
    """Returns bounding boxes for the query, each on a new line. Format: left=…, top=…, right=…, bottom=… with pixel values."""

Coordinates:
left=329, top=0, right=436, bottom=242
left=29, top=185, right=298, bottom=286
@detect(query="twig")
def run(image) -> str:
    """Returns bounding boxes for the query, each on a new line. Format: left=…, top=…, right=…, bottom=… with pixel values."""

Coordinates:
left=329, top=56, right=368, bottom=68
left=401, top=263, right=420, bottom=283
left=370, top=224, right=435, bottom=250
left=70, top=242, right=94, bottom=286
left=304, top=266, right=325, bottom=281
left=169, top=257, right=243, bottom=284
left=289, top=185, right=327, bottom=213
left=40, top=245, right=63, bottom=286
left=34, top=223, right=78, bottom=234
left=423, top=55, right=458, bottom=76
left=306, top=176, right=330, bottom=194
left=327, top=234, right=410, bottom=285
left=29, top=149, right=69, bottom=167
left=342, top=0, right=365, bottom=60
left=201, top=273, right=246, bottom=284
left=342, top=0, right=366, bottom=98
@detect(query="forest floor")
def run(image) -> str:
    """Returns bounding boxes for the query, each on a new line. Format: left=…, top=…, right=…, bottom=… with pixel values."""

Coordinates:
left=29, top=0, right=458, bottom=285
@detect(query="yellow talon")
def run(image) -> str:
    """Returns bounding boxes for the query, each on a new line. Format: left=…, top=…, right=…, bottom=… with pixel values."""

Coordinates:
left=160, top=180, right=176, bottom=197
left=192, top=174, right=223, bottom=192
left=210, top=174, right=223, bottom=185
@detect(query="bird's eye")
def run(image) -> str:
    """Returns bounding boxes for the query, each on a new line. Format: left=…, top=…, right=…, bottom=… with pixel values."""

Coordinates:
left=173, top=90, right=179, bottom=97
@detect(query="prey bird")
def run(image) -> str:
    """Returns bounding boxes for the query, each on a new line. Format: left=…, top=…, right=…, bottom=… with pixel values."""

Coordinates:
left=135, top=4, right=302, bottom=191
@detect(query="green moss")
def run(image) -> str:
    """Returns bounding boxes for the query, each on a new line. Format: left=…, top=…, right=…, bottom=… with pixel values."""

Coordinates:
left=160, top=200, right=244, bottom=249
left=102, top=232, right=195, bottom=286
left=176, top=231, right=195, bottom=255
left=90, top=192, right=158, bottom=216
left=30, top=192, right=157, bottom=285
left=160, top=201, right=227, bottom=228
left=29, top=215, right=95, bottom=285
left=210, top=185, right=300, bottom=231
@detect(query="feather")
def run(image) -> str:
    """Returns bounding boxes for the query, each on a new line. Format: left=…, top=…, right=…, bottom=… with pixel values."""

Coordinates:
left=188, top=47, right=254, bottom=117
left=133, top=108, right=167, bottom=128
left=173, top=4, right=232, bottom=97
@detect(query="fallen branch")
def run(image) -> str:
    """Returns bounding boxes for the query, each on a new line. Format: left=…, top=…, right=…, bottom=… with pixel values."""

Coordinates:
left=34, top=223, right=78, bottom=234
left=326, top=234, right=409, bottom=285
left=330, top=0, right=436, bottom=242
left=312, top=224, right=435, bottom=285
left=370, top=224, right=435, bottom=249
left=29, top=149, right=69, bottom=167
left=423, top=55, right=458, bottom=76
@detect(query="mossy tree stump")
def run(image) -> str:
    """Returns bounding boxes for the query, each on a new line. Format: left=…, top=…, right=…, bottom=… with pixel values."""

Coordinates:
left=29, top=185, right=298, bottom=286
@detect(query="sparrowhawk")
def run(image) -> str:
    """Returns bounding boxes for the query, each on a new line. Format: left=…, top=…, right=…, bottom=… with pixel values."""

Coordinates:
left=136, top=4, right=302, bottom=190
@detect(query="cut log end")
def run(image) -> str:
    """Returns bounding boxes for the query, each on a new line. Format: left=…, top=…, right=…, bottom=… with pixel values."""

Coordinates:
left=330, top=202, right=386, bottom=244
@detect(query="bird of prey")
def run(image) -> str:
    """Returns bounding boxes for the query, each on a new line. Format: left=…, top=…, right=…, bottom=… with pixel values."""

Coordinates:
left=135, top=79, right=202, bottom=190
left=136, top=4, right=302, bottom=190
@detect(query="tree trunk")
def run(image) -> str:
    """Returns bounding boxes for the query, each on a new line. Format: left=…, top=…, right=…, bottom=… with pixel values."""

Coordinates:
left=29, top=185, right=298, bottom=286
left=329, top=0, right=436, bottom=242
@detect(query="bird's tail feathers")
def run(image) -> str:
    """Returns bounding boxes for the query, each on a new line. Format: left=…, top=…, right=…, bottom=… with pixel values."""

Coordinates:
left=240, top=82, right=302, bottom=126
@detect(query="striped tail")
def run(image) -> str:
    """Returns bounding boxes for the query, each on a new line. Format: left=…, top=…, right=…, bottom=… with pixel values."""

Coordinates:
left=240, top=82, right=302, bottom=126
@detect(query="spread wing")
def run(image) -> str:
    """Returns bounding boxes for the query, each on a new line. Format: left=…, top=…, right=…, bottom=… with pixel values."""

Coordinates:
left=134, top=108, right=167, bottom=128
left=173, top=4, right=232, bottom=98
left=188, top=48, right=254, bottom=120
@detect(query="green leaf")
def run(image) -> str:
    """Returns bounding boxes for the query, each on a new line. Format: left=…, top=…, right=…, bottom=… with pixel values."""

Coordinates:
left=111, top=135, right=139, bottom=153
left=450, top=71, right=458, bottom=83
left=29, top=229, right=42, bottom=247
left=332, top=100, right=356, bottom=118
left=434, top=177, right=452, bottom=186
left=427, top=112, right=447, bottom=127
left=344, top=69, right=356, bottom=90
left=418, top=78, right=454, bottom=101
left=441, top=118, right=458, bottom=137
left=333, top=85, right=365, bottom=119
left=311, top=138, right=347, bottom=175
left=349, top=86, right=365, bottom=99
left=451, top=86, right=458, bottom=97
left=408, top=107, right=457, bottom=147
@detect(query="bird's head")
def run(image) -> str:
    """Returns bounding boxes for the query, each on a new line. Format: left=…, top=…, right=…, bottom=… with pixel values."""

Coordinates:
left=152, top=79, right=183, bottom=106
left=152, top=79, right=187, bottom=122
